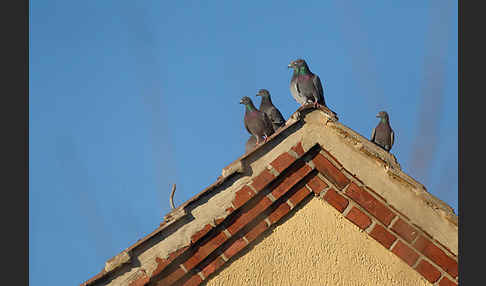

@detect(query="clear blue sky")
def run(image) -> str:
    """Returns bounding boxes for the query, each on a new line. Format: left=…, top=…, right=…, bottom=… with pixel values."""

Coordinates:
left=29, top=1, right=457, bottom=285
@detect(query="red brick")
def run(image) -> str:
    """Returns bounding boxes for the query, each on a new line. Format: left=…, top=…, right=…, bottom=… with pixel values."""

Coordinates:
left=306, top=174, right=329, bottom=195
left=244, top=220, right=268, bottom=242
left=202, top=257, right=226, bottom=278
left=270, top=152, right=296, bottom=173
left=191, top=224, right=213, bottom=244
left=271, top=163, right=312, bottom=200
left=345, top=182, right=396, bottom=226
left=291, top=142, right=305, bottom=156
left=250, top=169, right=276, bottom=192
left=129, top=272, right=149, bottom=286
left=391, top=218, right=418, bottom=243
left=345, top=207, right=372, bottom=230
left=227, top=196, right=273, bottom=235
left=439, top=277, right=458, bottom=286
left=312, top=153, right=350, bottom=189
left=323, top=188, right=349, bottom=213
left=413, top=236, right=458, bottom=278
left=288, top=185, right=312, bottom=206
left=183, top=274, right=203, bottom=286
left=223, top=238, right=247, bottom=259
left=369, top=224, right=397, bottom=249
left=415, top=259, right=441, bottom=283
left=268, top=203, right=291, bottom=224
left=152, top=246, right=188, bottom=277
left=320, top=148, right=343, bottom=169
left=183, top=232, right=228, bottom=271
left=391, top=240, right=419, bottom=266
left=155, top=267, right=185, bottom=285
left=233, top=186, right=256, bottom=209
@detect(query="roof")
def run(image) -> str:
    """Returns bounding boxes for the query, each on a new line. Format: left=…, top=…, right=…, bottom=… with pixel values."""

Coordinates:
left=81, top=105, right=458, bottom=286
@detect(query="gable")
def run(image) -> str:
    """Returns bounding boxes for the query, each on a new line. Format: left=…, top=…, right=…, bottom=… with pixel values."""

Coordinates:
left=81, top=107, right=458, bottom=286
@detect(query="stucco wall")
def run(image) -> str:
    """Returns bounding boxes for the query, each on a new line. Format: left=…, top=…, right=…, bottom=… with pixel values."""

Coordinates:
left=206, top=198, right=433, bottom=286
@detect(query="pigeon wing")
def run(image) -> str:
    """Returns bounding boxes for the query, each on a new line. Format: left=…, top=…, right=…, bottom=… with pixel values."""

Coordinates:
left=312, top=74, right=325, bottom=105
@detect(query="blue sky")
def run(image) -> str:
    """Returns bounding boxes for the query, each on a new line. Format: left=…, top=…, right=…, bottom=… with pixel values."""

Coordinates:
left=29, top=1, right=457, bottom=285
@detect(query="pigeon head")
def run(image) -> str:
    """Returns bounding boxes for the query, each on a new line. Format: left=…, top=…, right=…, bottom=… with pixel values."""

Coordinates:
left=256, top=89, right=271, bottom=98
left=288, top=59, right=310, bottom=74
left=239, top=96, right=252, bottom=105
left=376, top=111, right=390, bottom=122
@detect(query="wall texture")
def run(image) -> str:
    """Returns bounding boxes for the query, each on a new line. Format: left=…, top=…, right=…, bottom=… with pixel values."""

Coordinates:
left=206, top=198, right=433, bottom=286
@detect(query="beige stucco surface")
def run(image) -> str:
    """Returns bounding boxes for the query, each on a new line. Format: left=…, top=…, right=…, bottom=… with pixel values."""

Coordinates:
left=206, top=198, right=433, bottom=286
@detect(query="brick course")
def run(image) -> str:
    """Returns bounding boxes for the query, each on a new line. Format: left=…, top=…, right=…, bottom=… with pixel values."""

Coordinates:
left=345, top=182, right=396, bottom=226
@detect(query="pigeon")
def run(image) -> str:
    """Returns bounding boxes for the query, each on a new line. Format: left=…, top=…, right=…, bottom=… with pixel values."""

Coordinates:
left=245, top=135, right=259, bottom=153
left=288, top=59, right=326, bottom=108
left=256, top=89, right=286, bottom=131
left=371, top=111, right=394, bottom=151
left=240, top=96, right=274, bottom=144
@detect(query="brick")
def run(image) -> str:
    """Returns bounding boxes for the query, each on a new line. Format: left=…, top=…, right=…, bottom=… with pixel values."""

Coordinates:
left=320, top=148, right=343, bottom=169
left=288, top=185, right=312, bottom=206
left=183, top=274, right=203, bottom=286
left=129, top=272, right=149, bottom=286
left=227, top=196, right=273, bottom=235
left=245, top=220, right=268, bottom=242
left=291, top=142, right=305, bottom=156
left=270, top=152, right=296, bottom=173
left=312, top=153, right=350, bottom=189
left=183, top=232, right=228, bottom=271
left=391, top=218, right=418, bottom=243
left=268, top=202, right=291, bottom=224
left=345, top=207, right=372, bottom=230
left=152, top=246, right=188, bottom=278
left=250, top=169, right=276, bottom=192
left=369, top=224, right=397, bottom=249
left=202, top=257, right=226, bottom=278
left=224, top=238, right=247, bottom=259
left=345, top=182, right=396, bottom=226
left=306, top=174, right=329, bottom=195
left=271, top=162, right=312, bottom=200
left=191, top=224, right=213, bottom=244
left=439, top=277, right=458, bottom=286
left=413, top=235, right=458, bottom=278
left=415, top=259, right=441, bottom=283
left=156, top=267, right=185, bottom=285
left=233, top=186, right=256, bottom=209
left=391, top=240, right=419, bottom=266
left=323, top=188, right=349, bottom=213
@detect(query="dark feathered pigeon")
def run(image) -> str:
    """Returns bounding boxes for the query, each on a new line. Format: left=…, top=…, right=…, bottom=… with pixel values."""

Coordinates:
left=288, top=59, right=326, bottom=108
left=371, top=111, right=394, bottom=151
left=256, top=89, right=285, bottom=131
left=240, top=96, right=274, bottom=144
left=245, top=135, right=259, bottom=153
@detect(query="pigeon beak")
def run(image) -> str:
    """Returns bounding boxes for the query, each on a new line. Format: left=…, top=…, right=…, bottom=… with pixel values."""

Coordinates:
left=376, top=114, right=381, bottom=118
left=256, top=93, right=261, bottom=97
left=239, top=100, right=243, bottom=104
left=287, top=63, right=292, bottom=68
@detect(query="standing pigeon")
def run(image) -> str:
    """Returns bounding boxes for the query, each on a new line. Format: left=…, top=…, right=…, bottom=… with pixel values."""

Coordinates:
left=288, top=59, right=326, bottom=108
left=240, top=96, right=274, bottom=144
left=245, top=135, right=260, bottom=153
left=371, top=111, right=395, bottom=151
left=256, top=89, right=286, bottom=131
